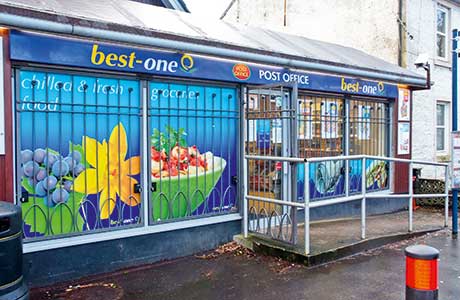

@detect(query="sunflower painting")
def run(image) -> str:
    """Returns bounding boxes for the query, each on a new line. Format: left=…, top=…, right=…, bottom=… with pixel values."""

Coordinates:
left=74, top=123, right=141, bottom=220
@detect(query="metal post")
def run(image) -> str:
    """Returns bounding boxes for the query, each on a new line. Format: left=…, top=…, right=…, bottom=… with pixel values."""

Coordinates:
left=452, top=28, right=459, bottom=235
left=445, top=165, right=449, bottom=227
left=289, top=86, right=298, bottom=244
left=361, top=157, right=366, bottom=239
left=243, top=158, right=248, bottom=238
left=345, top=159, right=350, bottom=196
left=142, top=85, right=149, bottom=227
left=281, top=88, right=291, bottom=239
left=345, top=99, right=350, bottom=197
left=238, top=86, right=246, bottom=222
left=408, top=162, right=413, bottom=232
left=304, top=162, right=310, bottom=255
left=388, top=104, right=394, bottom=192
left=243, top=86, right=250, bottom=237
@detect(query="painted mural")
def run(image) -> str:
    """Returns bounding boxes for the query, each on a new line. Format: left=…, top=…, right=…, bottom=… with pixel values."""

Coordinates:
left=148, top=82, right=237, bottom=221
left=18, top=71, right=142, bottom=238
left=18, top=71, right=238, bottom=238
left=297, top=159, right=389, bottom=200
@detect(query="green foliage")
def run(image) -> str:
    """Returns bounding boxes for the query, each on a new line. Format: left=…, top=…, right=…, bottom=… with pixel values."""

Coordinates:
left=69, top=142, right=90, bottom=168
left=45, top=148, right=60, bottom=156
left=151, top=126, right=187, bottom=155
left=21, top=175, right=85, bottom=236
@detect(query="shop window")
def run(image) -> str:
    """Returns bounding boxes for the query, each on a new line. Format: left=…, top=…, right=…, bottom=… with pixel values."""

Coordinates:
left=436, top=5, right=449, bottom=60
left=297, top=95, right=345, bottom=158
left=349, top=99, right=390, bottom=194
left=16, top=69, right=240, bottom=241
left=336, top=99, right=389, bottom=196
left=245, top=88, right=290, bottom=201
left=246, top=92, right=390, bottom=203
left=297, top=95, right=346, bottom=200
left=148, top=81, right=239, bottom=222
left=17, top=70, right=142, bottom=239
left=436, top=102, right=448, bottom=152
left=349, top=99, right=389, bottom=156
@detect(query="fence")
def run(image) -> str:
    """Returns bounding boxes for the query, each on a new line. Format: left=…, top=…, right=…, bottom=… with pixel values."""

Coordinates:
left=243, top=154, right=449, bottom=255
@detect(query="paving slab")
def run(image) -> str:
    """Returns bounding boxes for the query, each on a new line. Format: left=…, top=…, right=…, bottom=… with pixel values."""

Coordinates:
left=238, top=207, right=447, bottom=265
left=305, top=207, right=447, bottom=255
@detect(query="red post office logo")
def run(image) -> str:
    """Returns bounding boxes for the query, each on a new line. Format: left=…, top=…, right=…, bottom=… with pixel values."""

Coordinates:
left=232, top=64, right=251, bottom=80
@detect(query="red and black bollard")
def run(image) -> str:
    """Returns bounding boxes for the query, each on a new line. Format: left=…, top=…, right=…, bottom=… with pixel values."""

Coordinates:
left=405, top=245, right=439, bottom=300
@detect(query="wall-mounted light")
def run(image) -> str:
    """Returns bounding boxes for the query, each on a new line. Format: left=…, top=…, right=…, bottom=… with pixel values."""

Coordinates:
left=414, top=53, right=431, bottom=89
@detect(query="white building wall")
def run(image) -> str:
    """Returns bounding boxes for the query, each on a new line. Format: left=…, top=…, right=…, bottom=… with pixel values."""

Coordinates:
left=223, top=0, right=460, bottom=177
left=224, top=0, right=400, bottom=65
left=405, top=0, right=460, bottom=178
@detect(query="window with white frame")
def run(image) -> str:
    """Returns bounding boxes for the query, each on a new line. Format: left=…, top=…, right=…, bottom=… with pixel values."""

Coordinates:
left=436, top=5, right=449, bottom=60
left=436, top=103, right=448, bottom=152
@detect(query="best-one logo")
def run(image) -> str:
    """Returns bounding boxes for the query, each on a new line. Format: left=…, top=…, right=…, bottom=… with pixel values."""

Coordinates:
left=180, top=54, right=195, bottom=73
left=232, top=64, right=251, bottom=80
left=90, top=44, right=178, bottom=73
left=340, top=78, right=385, bottom=95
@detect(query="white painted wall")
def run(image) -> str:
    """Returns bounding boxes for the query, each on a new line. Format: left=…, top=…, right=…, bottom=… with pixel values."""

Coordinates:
left=223, top=0, right=460, bottom=178
left=224, top=0, right=400, bottom=65
left=405, top=0, right=460, bottom=178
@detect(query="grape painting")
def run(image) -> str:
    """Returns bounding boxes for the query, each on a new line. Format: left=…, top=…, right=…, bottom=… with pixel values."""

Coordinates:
left=20, top=144, right=89, bottom=237
left=21, top=148, right=85, bottom=207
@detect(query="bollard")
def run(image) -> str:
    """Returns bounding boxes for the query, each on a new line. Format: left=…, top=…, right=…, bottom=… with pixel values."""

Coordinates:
left=405, top=245, right=439, bottom=300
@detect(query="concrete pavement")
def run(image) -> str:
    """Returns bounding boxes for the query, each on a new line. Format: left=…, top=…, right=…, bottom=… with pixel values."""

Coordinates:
left=30, top=229, right=459, bottom=300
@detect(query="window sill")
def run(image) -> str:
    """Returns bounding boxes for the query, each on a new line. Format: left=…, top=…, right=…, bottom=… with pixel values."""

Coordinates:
left=23, top=213, right=243, bottom=253
left=434, top=58, right=451, bottom=69
left=436, top=153, right=450, bottom=162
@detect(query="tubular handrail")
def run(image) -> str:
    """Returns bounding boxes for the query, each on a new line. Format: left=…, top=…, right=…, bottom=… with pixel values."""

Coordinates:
left=246, top=195, right=305, bottom=208
left=244, top=154, right=449, bottom=167
left=243, top=154, right=449, bottom=255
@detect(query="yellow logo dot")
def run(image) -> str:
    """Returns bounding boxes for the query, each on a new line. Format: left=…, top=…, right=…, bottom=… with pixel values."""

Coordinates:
left=181, top=54, right=194, bottom=71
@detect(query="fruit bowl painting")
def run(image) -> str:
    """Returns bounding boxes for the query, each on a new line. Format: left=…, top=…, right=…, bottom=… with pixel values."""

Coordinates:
left=151, top=153, right=227, bottom=220
left=150, top=126, right=227, bottom=220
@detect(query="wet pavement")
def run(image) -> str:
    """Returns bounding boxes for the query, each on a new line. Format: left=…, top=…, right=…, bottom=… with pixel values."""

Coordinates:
left=30, top=229, right=459, bottom=300
left=306, top=207, right=446, bottom=254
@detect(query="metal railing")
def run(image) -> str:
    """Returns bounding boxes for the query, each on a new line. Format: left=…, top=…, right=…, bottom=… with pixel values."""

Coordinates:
left=243, top=154, right=449, bottom=255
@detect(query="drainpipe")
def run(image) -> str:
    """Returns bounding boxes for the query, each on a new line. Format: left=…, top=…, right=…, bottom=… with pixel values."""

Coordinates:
left=452, top=29, right=458, bottom=236
left=398, top=0, right=407, bottom=68
left=0, top=12, right=427, bottom=87
left=284, top=0, right=287, bottom=27
left=411, top=63, right=431, bottom=90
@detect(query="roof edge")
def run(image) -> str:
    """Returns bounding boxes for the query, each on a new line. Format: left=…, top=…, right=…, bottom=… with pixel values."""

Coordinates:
left=0, top=7, right=426, bottom=87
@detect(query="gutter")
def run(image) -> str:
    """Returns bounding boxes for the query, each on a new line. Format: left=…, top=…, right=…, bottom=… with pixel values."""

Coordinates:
left=0, top=12, right=427, bottom=87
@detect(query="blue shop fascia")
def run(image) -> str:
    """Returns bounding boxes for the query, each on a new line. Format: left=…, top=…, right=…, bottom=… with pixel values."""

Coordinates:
left=12, top=30, right=398, bottom=96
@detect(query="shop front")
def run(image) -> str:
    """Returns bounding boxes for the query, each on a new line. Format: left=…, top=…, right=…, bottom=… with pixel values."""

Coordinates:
left=12, top=30, right=244, bottom=241
left=245, top=79, right=398, bottom=219
left=1, top=26, right=421, bottom=285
